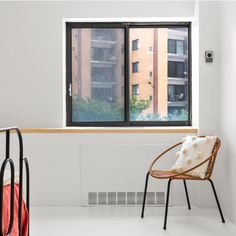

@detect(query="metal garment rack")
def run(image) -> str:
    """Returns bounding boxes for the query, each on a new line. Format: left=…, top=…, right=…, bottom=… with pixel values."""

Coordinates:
left=0, top=127, right=30, bottom=236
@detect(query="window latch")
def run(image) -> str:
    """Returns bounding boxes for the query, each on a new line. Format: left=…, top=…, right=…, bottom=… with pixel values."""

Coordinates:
left=68, top=83, right=72, bottom=97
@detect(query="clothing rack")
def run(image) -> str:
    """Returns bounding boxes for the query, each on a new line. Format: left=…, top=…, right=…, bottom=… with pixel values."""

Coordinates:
left=0, top=127, right=30, bottom=236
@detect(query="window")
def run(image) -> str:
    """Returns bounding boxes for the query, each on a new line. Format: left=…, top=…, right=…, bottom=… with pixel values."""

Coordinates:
left=168, top=39, right=185, bottom=54
left=168, top=85, right=186, bottom=102
left=66, top=22, right=191, bottom=126
left=132, top=84, right=139, bottom=95
left=92, top=47, right=114, bottom=61
left=176, top=40, right=184, bottom=54
left=132, top=39, right=139, bottom=51
left=69, top=27, right=124, bottom=122
left=168, top=61, right=187, bottom=78
left=132, top=62, right=139, bottom=73
left=168, top=39, right=176, bottom=54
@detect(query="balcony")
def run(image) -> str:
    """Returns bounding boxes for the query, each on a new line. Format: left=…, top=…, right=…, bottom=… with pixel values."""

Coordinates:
left=91, top=39, right=117, bottom=49
left=91, top=58, right=117, bottom=68
left=168, top=100, right=188, bottom=108
left=91, top=81, right=117, bottom=89
left=91, top=34, right=116, bottom=41
left=168, top=77, right=188, bottom=85
left=168, top=53, right=187, bottom=62
left=168, top=28, right=188, bottom=39
left=92, top=76, right=117, bottom=83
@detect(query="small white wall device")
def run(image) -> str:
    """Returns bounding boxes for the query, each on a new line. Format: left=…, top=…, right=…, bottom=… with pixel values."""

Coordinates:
left=205, top=51, right=213, bottom=63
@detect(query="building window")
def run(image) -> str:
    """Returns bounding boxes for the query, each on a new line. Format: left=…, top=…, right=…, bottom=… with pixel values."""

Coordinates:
left=168, top=39, right=185, bottom=54
left=132, top=84, right=139, bottom=95
left=168, top=85, right=186, bottom=102
left=132, top=62, right=139, bottom=73
left=66, top=22, right=191, bottom=126
left=176, top=40, right=184, bottom=54
left=132, top=39, right=139, bottom=51
left=168, top=61, right=187, bottom=78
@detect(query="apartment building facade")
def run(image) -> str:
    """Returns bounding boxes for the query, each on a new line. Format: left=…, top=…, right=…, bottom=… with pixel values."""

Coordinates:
left=130, top=27, right=188, bottom=118
left=71, top=28, right=124, bottom=104
left=71, top=27, right=188, bottom=120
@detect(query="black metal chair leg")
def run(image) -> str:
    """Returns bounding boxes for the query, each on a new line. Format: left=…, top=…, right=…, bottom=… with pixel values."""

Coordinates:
left=163, top=179, right=172, bottom=230
left=208, top=179, right=225, bottom=223
left=141, top=172, right=149, bottom=218
left=183, top=180, right=191, bottom=210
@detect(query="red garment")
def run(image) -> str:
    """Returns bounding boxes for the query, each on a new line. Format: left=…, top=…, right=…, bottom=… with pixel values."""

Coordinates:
left=2, top=184, right=28, bottom=236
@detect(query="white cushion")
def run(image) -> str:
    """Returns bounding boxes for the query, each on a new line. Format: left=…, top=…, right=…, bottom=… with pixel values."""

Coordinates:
left=171, top=135, right=217, bottom=178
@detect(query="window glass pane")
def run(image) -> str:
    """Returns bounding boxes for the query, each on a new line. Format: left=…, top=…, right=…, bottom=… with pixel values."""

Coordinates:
left=132, top=39, right=139, bottom=51
left=176, top=62, right=185, bottom=77
left=168, top=39, right=176, bottom=54
left=168, top=61, right=176, bottom=77
left=168, top=61, right=187, bottom=78
left=176, top=40, right=184, bottom=54
left=175, top=85, right=185, bottom=101
left=129, top=27, right=189, bottom=122
left=168, top=85, right=185, bottom=102
left=132, top=62, right=139, bottom=73
left=71, top=28, right=125, bottom=122
left=132, top=84, right=139, bottom=95
left=168, top=85, right=175, bottom=101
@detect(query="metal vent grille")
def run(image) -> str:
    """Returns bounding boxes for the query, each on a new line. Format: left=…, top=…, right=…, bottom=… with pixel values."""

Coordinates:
left=88, top=191, right=165, bottom=206
left=88, top=192, right=97, bottom=205
left=156, top=192, right=165, bottom=205
left=117, top=192, right=126, bottom=205
left=98, top=192, right=107, bottom=205
left=108, top=192, right=116, bottom=205
left=146, top=192, right=155, bottom=205
left=127, top=192, right=136, bottom=205
left=137, top=192, right=144, bottom=205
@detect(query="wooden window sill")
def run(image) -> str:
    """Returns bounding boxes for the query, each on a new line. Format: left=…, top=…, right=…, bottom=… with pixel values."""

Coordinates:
left=19, top=127, right=198, bottom=134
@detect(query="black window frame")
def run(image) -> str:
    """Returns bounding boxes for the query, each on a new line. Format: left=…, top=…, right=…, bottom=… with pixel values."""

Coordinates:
left=66, top=22, right=192, bottom=127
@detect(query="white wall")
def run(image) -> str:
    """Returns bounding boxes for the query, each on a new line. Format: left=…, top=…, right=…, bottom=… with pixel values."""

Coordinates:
left=0, top=0, right=200, bottom=208
left=199, top=2, right=220, bottom=135
left=196, top=1, right=221, bottom=208
left=0, top=132, right=196, bottom=206
left=0, top=1, right=195, bottom=128
left=198, top=1, right=236, bottom=224
left=218, top=1, right=236, bottom=224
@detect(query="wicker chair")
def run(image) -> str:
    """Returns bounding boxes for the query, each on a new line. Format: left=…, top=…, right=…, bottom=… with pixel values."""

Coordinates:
left=141, top=136, right=225, bottom=229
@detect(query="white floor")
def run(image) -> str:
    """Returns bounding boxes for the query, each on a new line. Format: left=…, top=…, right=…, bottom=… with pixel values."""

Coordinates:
left=31, top=206, right=236, bottom=236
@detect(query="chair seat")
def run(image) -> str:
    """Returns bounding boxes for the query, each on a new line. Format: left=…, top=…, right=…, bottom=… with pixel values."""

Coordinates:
left=149, top=170, right=203, bottom=180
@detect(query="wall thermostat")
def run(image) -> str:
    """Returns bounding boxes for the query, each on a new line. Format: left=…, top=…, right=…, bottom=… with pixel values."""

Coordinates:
left=205, top=51, right=213, bottom=63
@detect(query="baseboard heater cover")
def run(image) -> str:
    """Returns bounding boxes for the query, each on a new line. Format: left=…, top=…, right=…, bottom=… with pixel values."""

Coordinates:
left=88, top=191, right=165, bottom=206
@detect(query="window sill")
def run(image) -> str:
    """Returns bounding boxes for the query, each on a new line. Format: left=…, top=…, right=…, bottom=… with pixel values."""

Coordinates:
left=19, top=127, right=198, bottom=134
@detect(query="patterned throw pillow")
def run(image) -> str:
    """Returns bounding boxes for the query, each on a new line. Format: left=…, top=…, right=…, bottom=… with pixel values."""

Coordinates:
left=171, top=135, right=217, bottom=178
